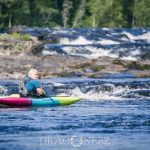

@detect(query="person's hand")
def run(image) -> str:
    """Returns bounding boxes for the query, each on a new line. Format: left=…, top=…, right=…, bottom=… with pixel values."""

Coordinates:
left=37, top=88, right=45, bottom=95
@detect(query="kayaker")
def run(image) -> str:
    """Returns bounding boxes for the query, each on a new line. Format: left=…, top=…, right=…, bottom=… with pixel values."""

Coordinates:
left=19, top=68, right=46, bottom=97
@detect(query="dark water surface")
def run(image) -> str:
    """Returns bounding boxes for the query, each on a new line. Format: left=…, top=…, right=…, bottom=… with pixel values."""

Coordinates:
left=0, top=77, right=150, bottom=150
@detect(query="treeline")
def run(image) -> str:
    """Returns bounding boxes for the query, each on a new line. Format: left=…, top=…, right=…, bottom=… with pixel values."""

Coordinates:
left=0, top=0, right=150, bottom=28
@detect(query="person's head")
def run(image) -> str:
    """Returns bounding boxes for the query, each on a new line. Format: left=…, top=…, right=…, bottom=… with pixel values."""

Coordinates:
left=28, top=68, right=39, bottom=79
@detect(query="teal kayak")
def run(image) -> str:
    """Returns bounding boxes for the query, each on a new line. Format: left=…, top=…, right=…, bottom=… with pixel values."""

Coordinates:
left=0, top=95, right=81, bottom=107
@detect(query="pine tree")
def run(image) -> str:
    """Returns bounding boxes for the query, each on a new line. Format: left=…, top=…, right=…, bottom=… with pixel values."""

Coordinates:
left=122, top=0, right=134, bottom=28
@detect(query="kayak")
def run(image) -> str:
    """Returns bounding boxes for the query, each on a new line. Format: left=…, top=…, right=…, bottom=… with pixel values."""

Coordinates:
left=0, top=95, right=81, bottom=108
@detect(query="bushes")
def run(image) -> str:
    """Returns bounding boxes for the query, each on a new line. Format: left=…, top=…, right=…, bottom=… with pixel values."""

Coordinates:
left=71, top=62, right=105, bottom=72
left=11, top=32, right=31, bottom=41
left=126, top=61, right=150, bottom=70
left=113, top=59, right=150, bottom=70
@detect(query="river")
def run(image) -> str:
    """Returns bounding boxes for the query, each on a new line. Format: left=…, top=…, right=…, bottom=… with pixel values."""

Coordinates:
left=0, top=77, right=150, bottom=150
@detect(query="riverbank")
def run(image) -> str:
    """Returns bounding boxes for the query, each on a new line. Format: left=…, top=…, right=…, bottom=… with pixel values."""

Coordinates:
left=0, top=31, right=150, bottom=79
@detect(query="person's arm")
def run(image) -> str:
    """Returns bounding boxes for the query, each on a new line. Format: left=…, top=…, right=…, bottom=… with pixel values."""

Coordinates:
left=33, top=80, right=46, bottom=96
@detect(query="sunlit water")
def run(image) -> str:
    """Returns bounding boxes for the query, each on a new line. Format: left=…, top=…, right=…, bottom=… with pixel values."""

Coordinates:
left=0, top=77, right=150, bottom=150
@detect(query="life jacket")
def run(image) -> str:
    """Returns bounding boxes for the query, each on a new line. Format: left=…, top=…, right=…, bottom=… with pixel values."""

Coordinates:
left=19, top=76, right=32, bottom=97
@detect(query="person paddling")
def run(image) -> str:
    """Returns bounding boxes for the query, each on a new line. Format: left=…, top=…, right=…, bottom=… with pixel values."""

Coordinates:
left=19, top=68, right=46, bottom=97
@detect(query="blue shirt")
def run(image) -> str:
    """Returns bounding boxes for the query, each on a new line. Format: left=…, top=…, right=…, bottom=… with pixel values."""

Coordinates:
left=25, top=79, right=41, bottom=92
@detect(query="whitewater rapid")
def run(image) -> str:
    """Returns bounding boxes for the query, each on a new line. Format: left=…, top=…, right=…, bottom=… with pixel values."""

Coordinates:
left=21, top=27, right=150, bottom=60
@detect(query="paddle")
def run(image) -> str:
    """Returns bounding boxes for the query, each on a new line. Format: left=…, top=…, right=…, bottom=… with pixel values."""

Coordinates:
left=0, top=94, right=20, bottom=98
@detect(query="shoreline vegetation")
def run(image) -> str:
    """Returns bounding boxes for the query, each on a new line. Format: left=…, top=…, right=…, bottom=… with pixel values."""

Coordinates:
left=0, top=0, right=150, bottom=79
left=0, top=0, right=150, bottom=29
left=0, top=30, right=150, bottom=79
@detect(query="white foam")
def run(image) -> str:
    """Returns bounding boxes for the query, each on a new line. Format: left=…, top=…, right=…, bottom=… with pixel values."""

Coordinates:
left=130, top=49, right=141, bottom=57
left=62, top=46, right=118, bottom=59
left=69, top=84, right=132, bottom=101
left=70, top=86, right=124, bottom=101
left=43, top=45, right=139, bottom=60
left=53, top=29, right=69, bottom=34
left=140, top=32, right=150, bottom=43
left=60, top=35, right=119, bottom=45
left=102, top=28, right=110, bottom=31
left=122, top=56, right=137, bottom=61
left=42, top=50, right=58, bottom=55
left=122, top=32, right=137, bottom=42
left=60, top=36, right=93, bottom=45
left=123, top=31, right=150, bottom=43
left=62, top=46, right=74, bottom=54
left=122, top=49, right=140, bottom=61
left=98, top=39, right=119, bottom=45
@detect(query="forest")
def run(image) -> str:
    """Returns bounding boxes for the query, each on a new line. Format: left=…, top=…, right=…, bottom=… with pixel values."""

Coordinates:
left=0, top=0, right=150, bottom=28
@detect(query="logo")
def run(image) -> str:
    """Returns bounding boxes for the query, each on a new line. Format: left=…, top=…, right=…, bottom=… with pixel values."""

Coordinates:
left=70, top=135, right=83, bottom=148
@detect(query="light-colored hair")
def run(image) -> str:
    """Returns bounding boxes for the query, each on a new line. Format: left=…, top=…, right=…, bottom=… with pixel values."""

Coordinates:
left=28, top=68, right=38, bottom=78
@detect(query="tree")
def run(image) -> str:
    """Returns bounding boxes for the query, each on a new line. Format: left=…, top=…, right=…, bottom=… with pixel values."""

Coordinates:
left=62, top=0, right=73, bottom=28
left=134, top=0, right=150, bottom=27
left=86, top=0, right=124, bottom=28
left=0, top=0, right=19, bottom=27
left=0, top=0, right=150, bottom=28
left=122, top=0, right=134, bottom=28
left=28, top=0, right=59, bottom=27
left=72, top=0, right=86, bottom=27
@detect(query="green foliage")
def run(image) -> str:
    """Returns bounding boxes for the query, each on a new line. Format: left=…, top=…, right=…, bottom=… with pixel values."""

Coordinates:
left=113, top=59, right=150, bottom=70
left=72, top=0, right=86, bottom=27
left=0, top=0, right=150, bottom=28
left=91, top=65, right=105, bottom=72
left=62, top=0, right=73, bottom=27
left=133, top=0, right=150, bottom=27
left=11, top=32, right=31, bottom=41
left=112, top=59, right=125, bottom=66
left=71, top=62, right=91, bottom=69
left=126, top=61, right=150, bottom=70
left=70, top=62, right=105, bottom=72
left=121, top=0, right=134, bottom=27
